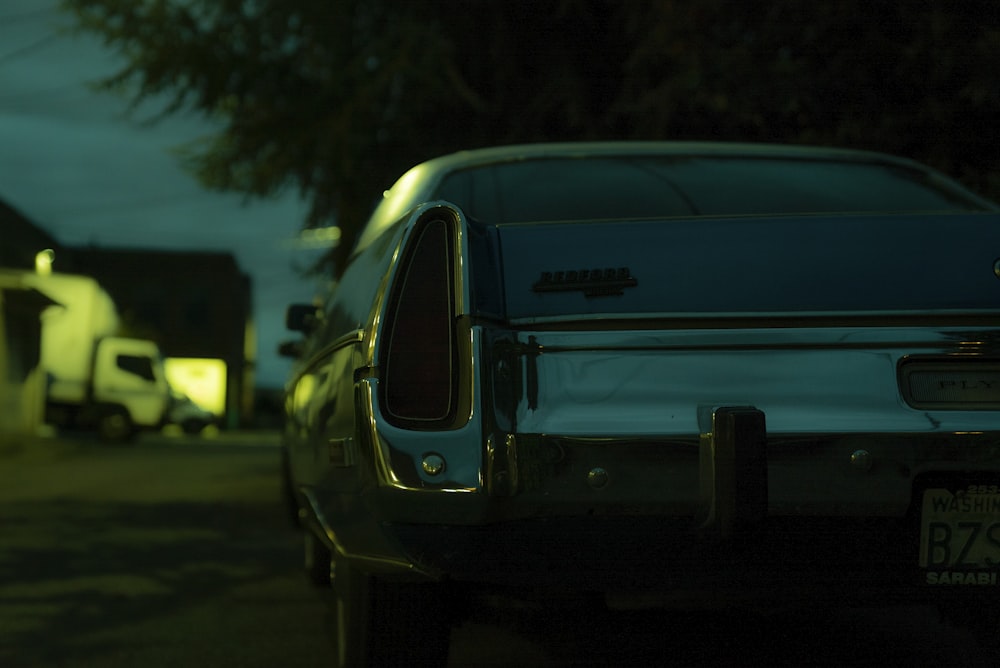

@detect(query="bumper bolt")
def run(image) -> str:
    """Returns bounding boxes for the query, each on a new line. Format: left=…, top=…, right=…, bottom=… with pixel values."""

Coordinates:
left=850, top=449, right=872, bottom=472
left=587, top=467, right=609, bottom=489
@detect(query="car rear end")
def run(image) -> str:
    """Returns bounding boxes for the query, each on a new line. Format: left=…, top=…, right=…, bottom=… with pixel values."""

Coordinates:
left=367, top=206, right=1000, bottom=613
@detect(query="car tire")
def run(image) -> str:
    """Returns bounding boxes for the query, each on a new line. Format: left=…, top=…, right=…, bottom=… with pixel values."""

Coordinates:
left=280, top=449, right=302, bottom=527
left=332, top=554, right=451, bottom=667
left=180, top=418, right=206, bottom=435
left=98, top=409, right=135, bottom=443
left=304, top=530, right=332, bottom=587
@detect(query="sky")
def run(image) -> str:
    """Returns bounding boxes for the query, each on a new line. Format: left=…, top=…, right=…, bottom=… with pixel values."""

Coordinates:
left=0, top=1, right=328, bottom=388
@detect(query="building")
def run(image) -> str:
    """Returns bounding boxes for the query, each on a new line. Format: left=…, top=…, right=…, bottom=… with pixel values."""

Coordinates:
left=1, top=198, right=62, bottom=270
left=0, top=271, right=57, bottom=443
left=0, top=199, right=61, bottom=441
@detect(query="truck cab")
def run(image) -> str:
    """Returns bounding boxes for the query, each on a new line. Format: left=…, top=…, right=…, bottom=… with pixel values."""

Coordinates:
left=88, top=336, right=170, bottom=440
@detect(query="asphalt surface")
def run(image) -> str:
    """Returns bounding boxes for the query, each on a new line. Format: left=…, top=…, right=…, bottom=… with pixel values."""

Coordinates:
left=0, top=430, right=995, bottom=667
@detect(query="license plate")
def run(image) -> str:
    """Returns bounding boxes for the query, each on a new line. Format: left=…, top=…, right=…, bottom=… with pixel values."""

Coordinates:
left=919, top=486, right=1000, bottom=584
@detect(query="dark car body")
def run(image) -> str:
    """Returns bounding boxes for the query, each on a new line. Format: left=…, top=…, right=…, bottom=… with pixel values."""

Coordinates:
left=283, top=142, right=1000, bottom=664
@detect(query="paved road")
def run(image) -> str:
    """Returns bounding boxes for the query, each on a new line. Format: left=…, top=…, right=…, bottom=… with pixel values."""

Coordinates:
left=0, top=431, right=994, bottom=666
left=0, top=431, right=333, bottom=667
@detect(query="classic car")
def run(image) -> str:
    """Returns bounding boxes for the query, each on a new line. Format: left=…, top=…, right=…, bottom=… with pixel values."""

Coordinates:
left=282, top=142, right=1000, bottom=665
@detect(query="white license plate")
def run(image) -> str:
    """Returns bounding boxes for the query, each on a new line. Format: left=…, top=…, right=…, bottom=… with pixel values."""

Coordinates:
left=919, top=487, right=1000, bottom=570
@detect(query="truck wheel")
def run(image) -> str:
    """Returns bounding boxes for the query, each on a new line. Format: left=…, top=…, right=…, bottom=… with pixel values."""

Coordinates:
left=98, top=410, right=135, bottom=443
left=332, top=555, right=451, bottom=667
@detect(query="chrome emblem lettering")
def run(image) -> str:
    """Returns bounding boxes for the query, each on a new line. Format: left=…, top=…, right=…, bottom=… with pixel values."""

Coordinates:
left=533, top=267, right=637, bottom=297
left=937, top=379, right=1000, bottom=391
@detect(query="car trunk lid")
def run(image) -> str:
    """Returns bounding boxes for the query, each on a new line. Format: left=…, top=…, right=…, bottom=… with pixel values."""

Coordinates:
left=494, top=212, right=1000, bottom=323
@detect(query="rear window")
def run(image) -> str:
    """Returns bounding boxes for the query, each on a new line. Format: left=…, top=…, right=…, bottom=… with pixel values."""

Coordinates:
left=435, top=157, right=986, bottom=224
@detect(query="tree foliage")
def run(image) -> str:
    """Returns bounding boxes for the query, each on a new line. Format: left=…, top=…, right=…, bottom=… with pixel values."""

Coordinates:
left=61, top=0, right=1000, bottom=273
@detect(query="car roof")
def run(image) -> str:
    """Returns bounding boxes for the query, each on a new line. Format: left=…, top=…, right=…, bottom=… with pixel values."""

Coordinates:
left=414, top=141, right=936, bottom=174
left=355, top=141, right=995, bottom=257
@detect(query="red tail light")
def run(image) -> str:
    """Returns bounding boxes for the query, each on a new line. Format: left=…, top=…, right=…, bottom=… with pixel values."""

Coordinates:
left=381, top=217, right=458, bottom=426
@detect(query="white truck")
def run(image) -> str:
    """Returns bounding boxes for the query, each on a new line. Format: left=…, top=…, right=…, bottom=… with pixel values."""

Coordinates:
left=29, top=272, right=170, bottom=441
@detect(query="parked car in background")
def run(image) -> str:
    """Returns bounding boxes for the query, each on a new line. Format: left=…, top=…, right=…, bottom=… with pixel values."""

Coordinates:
left=166, top=390, right=216, bottom=435
left=282, top=142, right=1000, bottom=666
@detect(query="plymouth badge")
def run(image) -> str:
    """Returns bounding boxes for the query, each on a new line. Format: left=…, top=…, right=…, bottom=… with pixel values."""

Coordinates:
left=533, top=267, right=637, bottom=297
